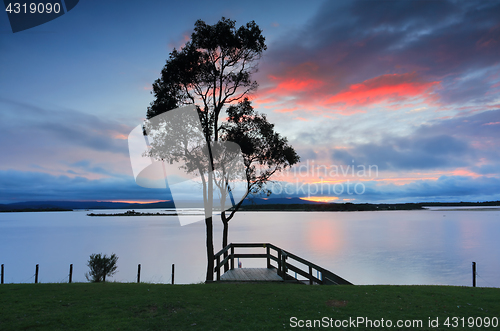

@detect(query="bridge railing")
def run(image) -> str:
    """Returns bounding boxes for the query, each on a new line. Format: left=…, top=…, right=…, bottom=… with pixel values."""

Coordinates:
left=213, top=243, right=352, bottom=285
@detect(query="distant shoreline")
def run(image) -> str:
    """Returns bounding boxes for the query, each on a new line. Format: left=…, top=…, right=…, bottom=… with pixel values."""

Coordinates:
left=0, top=208, right=73, bottom=213
left=1, top=200, right=499, bottom=213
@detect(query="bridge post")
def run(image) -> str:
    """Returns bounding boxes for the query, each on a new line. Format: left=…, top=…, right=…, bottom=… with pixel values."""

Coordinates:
left=277, top=250, right=282, bottom=278
left=266, top=246, right=270, bottom=268
left=216, top=255, right=220, bottom=281
left=281, top=251, right=287, bottom=280
left=230, top=246, right=234, bottom=270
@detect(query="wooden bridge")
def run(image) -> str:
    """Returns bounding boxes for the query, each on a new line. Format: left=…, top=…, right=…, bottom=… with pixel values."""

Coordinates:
left=213, top=243, right=353, bottom=285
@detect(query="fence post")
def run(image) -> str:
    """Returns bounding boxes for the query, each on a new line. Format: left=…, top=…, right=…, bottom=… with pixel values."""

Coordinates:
left=309, top=266, right=313, bottom=285
left=137, top=264, right=141, bottom=283
left=472, top=262, right=476, bottom=287
left=1, top=264, right=4, bottom=284
left=69, top=264, right=73, bottom=283
left=35, top=264, right=39, bottom=284
left=171, top=264, right=175, bottom=285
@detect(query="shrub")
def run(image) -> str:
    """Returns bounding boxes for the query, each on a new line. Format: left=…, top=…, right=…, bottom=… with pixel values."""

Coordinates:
left=85, top=253, right=118, bottom=282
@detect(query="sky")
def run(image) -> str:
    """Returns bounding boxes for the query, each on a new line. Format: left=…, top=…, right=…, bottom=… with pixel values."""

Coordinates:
left=1, top=0, right=499, bottom=204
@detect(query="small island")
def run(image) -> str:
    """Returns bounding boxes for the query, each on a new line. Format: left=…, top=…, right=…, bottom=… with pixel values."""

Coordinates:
left=87, top=210, right=178, bottom=217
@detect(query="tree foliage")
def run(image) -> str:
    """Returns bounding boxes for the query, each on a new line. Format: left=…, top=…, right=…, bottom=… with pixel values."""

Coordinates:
left=217, top=98, right=299, bottom=268
left=85, top=253, right=118, bottom=283
left=221, top=98, right=300, bottom=198
left=147, top=17, right=266, bottom=140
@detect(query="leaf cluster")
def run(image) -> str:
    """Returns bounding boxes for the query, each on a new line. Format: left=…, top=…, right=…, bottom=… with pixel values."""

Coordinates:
left=147, top=17, right=267, bottom=141
left=220, top=98, right=300, bottom=217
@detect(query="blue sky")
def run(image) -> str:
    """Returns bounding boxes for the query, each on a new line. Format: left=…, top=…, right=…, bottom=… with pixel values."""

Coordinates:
left=1, top=0, right=499, bottom=204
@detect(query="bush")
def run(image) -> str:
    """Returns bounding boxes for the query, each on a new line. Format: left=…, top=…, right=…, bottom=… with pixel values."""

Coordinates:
left=85, top=253, right=118, bottom=282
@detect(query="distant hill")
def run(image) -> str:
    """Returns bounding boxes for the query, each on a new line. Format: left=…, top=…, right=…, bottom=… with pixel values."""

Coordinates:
left=0, top=197, right=314, bottom=211
left=0, top=198, right=498, bottom=212
left=0, top=200, right=175, bottom=211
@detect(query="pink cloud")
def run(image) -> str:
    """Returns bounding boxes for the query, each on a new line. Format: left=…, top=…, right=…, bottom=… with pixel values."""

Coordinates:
left=255, top=64, right=440, bottom=116
left=323, top=72, right=440, bottom=109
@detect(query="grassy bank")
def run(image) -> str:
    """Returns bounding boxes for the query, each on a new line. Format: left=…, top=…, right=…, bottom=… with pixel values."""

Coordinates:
left=1, top=283, right=498, bottom=330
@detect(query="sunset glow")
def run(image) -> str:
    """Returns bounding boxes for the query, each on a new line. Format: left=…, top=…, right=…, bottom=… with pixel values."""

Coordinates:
left=300, top=196, right=339, bottom=203
left=106, top=200, right=171, bottom=204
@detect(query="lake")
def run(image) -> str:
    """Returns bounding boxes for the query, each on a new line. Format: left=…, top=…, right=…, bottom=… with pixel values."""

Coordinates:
left=0, top=208, right=499, bottom=287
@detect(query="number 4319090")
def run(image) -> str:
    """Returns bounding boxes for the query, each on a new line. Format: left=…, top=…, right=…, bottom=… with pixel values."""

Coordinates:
left=5, top=2, right=61, bottom=14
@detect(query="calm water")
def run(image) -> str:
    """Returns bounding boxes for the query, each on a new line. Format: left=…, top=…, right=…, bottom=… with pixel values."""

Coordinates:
left=0, top=208, right=499, bottom=287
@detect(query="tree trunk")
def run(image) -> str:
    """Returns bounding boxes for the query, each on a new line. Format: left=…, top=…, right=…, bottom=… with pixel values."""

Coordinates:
left=205, top=216, right=214, bottom=282
left=204, top=163, right=215, bottom=282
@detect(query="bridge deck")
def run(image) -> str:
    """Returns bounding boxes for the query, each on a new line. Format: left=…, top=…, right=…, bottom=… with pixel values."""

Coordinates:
left=219, top=268, right=284, bottom=282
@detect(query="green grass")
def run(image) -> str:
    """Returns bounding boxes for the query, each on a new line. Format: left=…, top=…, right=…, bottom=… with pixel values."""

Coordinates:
left=0, top=283, right=498, bottom=330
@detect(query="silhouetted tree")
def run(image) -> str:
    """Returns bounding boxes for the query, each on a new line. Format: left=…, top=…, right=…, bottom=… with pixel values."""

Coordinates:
left=147, top=17, right=267, bottom=282
left=147, top=18, right=301, bottom=280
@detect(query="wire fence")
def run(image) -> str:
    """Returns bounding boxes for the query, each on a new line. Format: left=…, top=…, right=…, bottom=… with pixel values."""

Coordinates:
left=0, top=263, right=176, bottom=285
left=0, top=262, right=497, bottom=287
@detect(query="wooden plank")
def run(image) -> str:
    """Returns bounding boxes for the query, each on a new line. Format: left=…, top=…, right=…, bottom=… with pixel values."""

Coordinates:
left=231, top=243, right=270, bottom=248
left=233, top=253, right=268, bottom=259
left=219, top=268, right=283, bottom=282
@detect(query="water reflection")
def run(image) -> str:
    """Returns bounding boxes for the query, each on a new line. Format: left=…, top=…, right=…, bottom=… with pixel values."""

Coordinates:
left=306, top=219, right=344, bottom=254
left=0, top=208, right=498, bottom=287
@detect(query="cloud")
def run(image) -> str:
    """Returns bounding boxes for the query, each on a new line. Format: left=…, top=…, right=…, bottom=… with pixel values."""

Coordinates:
left=263, top=175, right=500, bottom=203
left=365, top=175, right=500, bottom=202
left=332, top=134, right=471, bottom=171
left=0, top=170, right=172, bottom=204
left=289, top=108, right=500, bottom=177
left=0, top=98, right=133, bottom=177
left=255, top=0, right=500, bottom=114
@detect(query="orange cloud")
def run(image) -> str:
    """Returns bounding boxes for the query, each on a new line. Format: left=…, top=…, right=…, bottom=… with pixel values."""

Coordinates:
left=324, top=72, right=440, bottom=108
left=295, top=116, right=309, bottom=121
left=106, top=200, right=171, bottom=204
left=114, top=133, right=128, bottom=140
